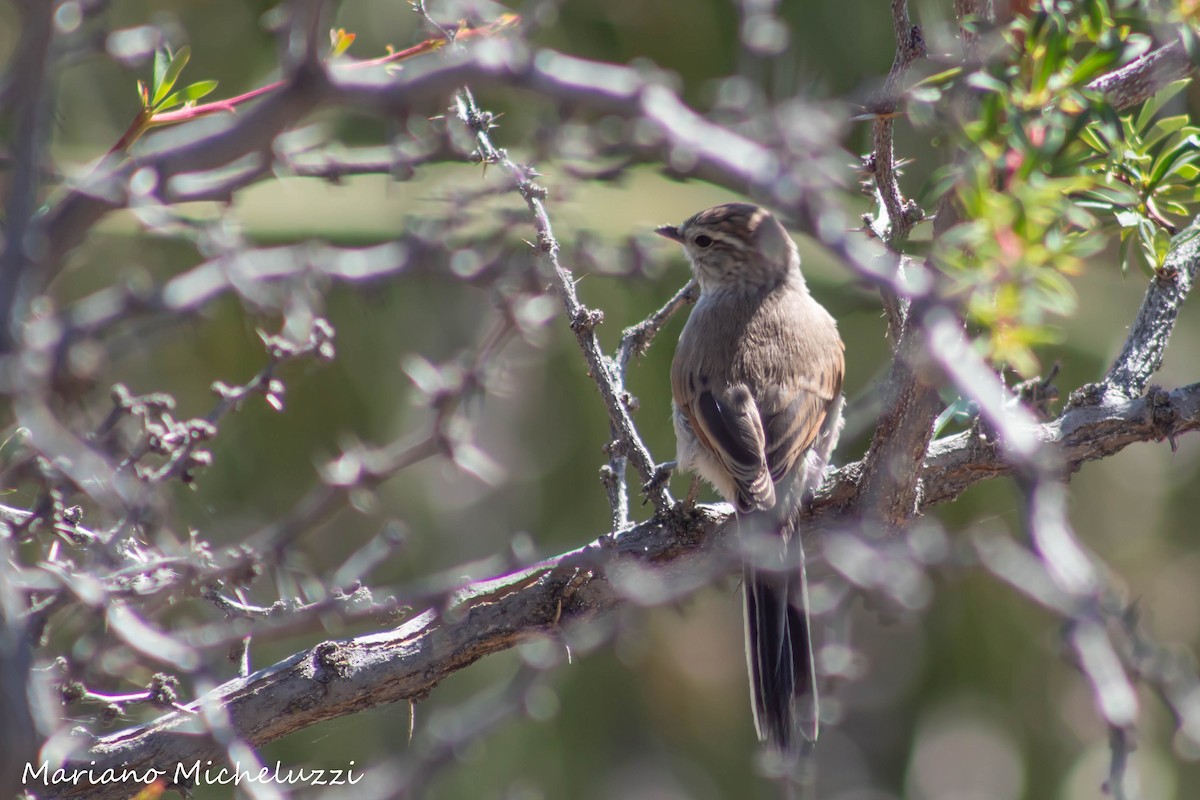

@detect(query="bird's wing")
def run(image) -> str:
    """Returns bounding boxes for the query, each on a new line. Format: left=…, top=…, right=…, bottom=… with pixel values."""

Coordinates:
left=759, top=346, right=844, bottom=484
left=676, top=376, right=776, bottom=512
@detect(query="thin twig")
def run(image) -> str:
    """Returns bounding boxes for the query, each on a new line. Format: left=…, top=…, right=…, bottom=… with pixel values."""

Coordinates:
left=600, top=279, right=698, bottom=528
left=452, top=89, right=673, bottom=516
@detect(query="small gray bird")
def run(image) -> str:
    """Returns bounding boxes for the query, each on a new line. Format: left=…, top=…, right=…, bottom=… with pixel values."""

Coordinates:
left=657, top=203, right=845, bottom=752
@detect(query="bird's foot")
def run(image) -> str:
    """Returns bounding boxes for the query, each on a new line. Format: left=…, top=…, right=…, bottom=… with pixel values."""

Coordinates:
left=642, top=460, right=677, bottom=505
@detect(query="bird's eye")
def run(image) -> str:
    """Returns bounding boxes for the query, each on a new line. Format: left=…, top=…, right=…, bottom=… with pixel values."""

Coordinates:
left=694, top=234, right=713, bottom=248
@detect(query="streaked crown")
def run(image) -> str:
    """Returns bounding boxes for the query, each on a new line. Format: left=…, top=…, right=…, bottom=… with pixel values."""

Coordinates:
left=656, top=203, right=801, bottom=292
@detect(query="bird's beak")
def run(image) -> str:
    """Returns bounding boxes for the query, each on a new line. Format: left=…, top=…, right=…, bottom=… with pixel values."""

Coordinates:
left=655, top=224, right=683, bottom=243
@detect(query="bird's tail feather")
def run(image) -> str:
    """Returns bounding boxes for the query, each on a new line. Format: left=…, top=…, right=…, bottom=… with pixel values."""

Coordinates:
left=743, top=538, right=818, bottom=752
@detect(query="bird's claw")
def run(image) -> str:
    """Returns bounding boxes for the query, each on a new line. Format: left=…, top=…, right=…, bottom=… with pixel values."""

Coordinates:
left=642, top=460, right=678, bottom=505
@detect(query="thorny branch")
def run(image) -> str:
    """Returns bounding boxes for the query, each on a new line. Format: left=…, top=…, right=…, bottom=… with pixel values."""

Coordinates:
left=1088, top=35, right=1196, bottom=111
left=452, top=89, right=674, bottom=518
left=604, top=279, right=698, bottom=527
left=1105, top=219, right=1200, bottom=399
left=867, top=0, right=926, bottom=251
left=865, top=0, right=926, bottom=344
left=851, top=0, right=956, bottom=531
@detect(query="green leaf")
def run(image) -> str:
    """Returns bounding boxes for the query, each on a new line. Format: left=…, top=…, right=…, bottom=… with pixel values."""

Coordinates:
left=156, top=80, right=218, bottom=112
left=1012, top=324, right=1064, bottom=348
left=0, top=426, right=29, bottom=461
left=966, top=71, right=1009, bottom=94
left=153, top=47, right=170, bottom=96
left=1093, top=181, right=1141, bottom=206
left=1079, top=125, right=1109, bottom=154
left=912, top=66, right=963, bottom=90
left=1132, top=237, right=1156, bottom=277
left=1153, top=225, right=1172, bottom=266
left=1153, top=114, right=1191, bottom=136
left=1120, top=114, right=1142, bottom=150
left=1135, top=79, right=1191, bottom=133
left=1117, top=226, right=1133, bottom=274
left=1083, top=0, right=1113, bottom=40
left=1057, top=108, right=1095, bottom=156
left=1148, top=136, right=1200, bottom=191
left=1032, top=269, right=1078, bottom=315
left=1174, top=163, right=1200, bottom=181
left=1069, top=46, right=1119, bottom=86
left=152, top=45, right=191, bottom=109
left=933, top=397, right=978, bottom=436
left=1180, top=25, right=1200, bottom=67
left=1074, top=199, right=1117, bottom=213
left=1092, top=105, right=1124, bottom=149
left=1142, top=116, right=1191, bottom=150
left=1035, top=21, right=1071, bottom=91
left=1160, top=199, right=1191, bottom=216
left=1137, top=216, right=1157, bottom=247
left=1113, top=208, right=1142, bottom=227
left=909, top=86, right=943, bottom=105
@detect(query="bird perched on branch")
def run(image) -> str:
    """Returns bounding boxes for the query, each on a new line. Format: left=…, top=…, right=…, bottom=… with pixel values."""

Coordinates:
left=657, top=203, right=845, bottom=752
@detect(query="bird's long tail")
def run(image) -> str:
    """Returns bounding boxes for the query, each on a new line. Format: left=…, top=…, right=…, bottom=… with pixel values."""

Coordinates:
left=743, top=533, right=818, bottom=753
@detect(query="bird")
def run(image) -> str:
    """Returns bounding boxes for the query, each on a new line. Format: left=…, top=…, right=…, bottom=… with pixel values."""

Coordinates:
left=657, top=202, right=845, bottom=752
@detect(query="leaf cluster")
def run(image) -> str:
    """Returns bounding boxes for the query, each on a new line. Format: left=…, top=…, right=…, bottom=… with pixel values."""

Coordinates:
left=136, top=46, right=217, bottom=116
left=911, top=0, right=1199, bottom=374
left=1080, top=80, right=1200, bottom=275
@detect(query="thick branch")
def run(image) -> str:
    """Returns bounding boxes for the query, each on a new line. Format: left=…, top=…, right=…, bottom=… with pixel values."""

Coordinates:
left=852, top=321, right=942, bottom=527
left=1105, top=218, right=1200, bottom=398
left=909, top=382, right=1197, bottom=507
left=1089, top=37, right=1195, bottom=111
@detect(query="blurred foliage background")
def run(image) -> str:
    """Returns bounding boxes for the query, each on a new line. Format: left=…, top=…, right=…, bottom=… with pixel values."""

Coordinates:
left=4, top=0, right=1200, bottom=798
